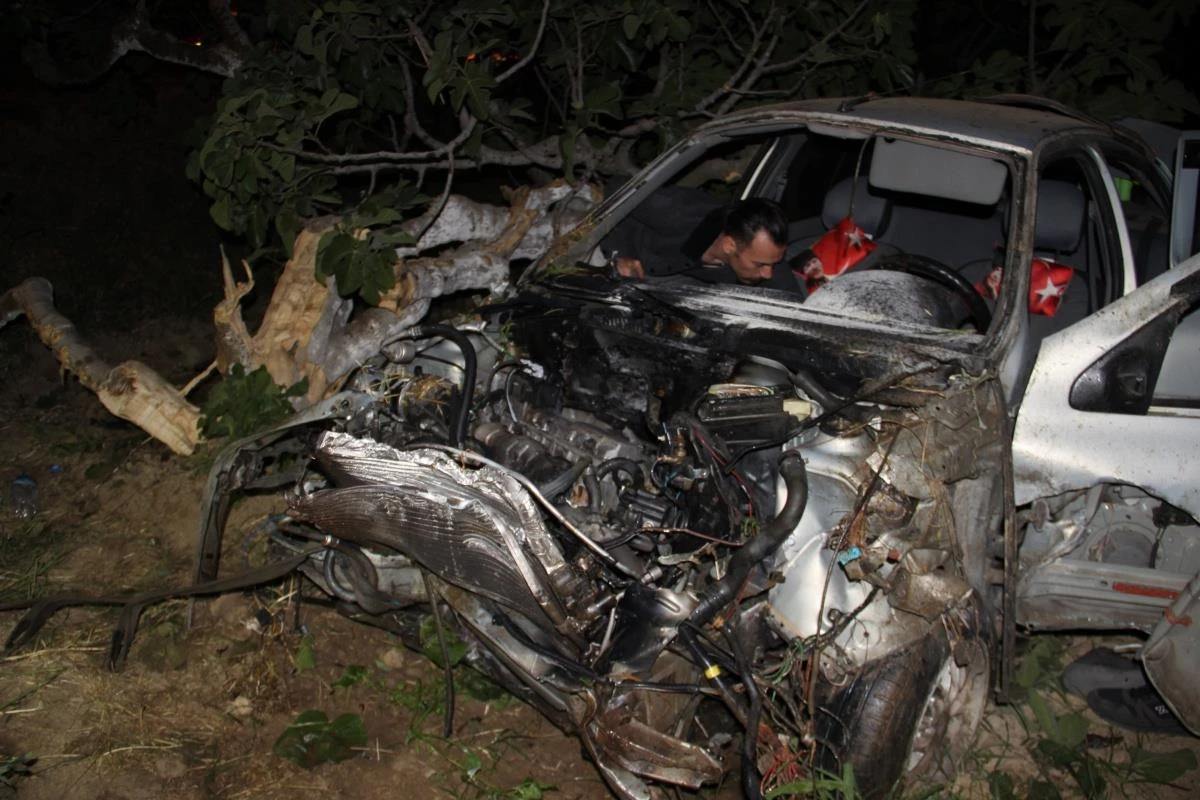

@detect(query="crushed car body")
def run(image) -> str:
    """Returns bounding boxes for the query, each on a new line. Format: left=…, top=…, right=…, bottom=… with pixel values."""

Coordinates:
left=193, top=96, right=1200, bottom=799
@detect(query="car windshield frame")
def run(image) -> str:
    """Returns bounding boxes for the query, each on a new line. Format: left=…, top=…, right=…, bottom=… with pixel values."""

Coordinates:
left=527, top=114, right=1029, bottom=356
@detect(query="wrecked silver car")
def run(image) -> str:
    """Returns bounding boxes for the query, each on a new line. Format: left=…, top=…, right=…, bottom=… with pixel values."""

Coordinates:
left=192, top=97, right=1200, bottom=798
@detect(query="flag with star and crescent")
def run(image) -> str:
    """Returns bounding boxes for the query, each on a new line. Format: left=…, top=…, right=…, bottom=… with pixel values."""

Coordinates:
left=799, top=216, right=877, bottom=293
left=1028, top=258, right=1074, bottom=316
left=974, top=258, right=1074, bottom=316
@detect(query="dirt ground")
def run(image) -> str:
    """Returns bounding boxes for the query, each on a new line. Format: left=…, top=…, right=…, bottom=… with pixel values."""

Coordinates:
left=0, top=318, right=621, bottom=800
left=3, top=57, right=1199, bottom=800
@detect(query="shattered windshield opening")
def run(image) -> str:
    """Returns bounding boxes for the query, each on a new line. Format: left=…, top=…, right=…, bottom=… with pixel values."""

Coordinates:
left=535, top=122, right=1014, bottom=339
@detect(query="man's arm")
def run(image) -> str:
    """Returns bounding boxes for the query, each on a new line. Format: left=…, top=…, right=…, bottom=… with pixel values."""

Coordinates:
left=601, top=186, right=725, bottom=277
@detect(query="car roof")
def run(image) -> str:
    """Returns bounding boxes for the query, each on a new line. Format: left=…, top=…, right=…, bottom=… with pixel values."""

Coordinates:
left=708, top=95, right=1144, bottom=155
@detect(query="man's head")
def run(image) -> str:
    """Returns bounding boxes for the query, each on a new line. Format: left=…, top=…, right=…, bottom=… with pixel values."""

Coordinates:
left=715, top=198, right=788, bottom=284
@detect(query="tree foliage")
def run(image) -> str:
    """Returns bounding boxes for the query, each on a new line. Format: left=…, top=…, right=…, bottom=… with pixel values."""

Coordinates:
left=927, top=0, right=1199, bottom=122
left=184, top=0, right=918, bottom=259
left=12, top=0, right=1198, bottom=306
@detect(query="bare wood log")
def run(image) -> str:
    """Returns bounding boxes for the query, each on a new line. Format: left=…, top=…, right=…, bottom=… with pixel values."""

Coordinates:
left=0, top=179, right=603, bottom=456
left=395, top=180, right=600, bottom=261
left=213, top=182, right=600, bottom=404
left=311, top=183, right=586, bottom=391
left=212, top=248, right=255, bottom=373
left=0, top=278, right=202, bottom=455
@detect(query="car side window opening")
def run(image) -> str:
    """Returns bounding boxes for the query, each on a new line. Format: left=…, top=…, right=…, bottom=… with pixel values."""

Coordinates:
left=1099, top=148, right=1172, bottom=284
left=1031, top=153, right=1126, bottom=324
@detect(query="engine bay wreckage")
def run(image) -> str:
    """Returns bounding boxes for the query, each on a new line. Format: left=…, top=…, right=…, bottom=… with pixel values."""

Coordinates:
left=190, top=281, right=1001, bottom=799
left=183, top=99, right=1200, bottom=799
left=8, top=97, right=1200, bottom=800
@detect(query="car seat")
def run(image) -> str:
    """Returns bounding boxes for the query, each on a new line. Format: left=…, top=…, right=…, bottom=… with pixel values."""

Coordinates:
left=1017, top=179, right=1090, bottom=371
left=1028, top=179, right=1088, bottom=321
left=785, top=176, right=891, bottom=258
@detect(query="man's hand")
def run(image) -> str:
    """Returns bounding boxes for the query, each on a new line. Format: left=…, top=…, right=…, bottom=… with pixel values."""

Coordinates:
left=615, top=256, right=645, bottom=279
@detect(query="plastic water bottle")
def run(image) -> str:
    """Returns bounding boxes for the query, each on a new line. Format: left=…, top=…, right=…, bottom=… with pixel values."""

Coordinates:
left=10, top=474, right=38, bottom=519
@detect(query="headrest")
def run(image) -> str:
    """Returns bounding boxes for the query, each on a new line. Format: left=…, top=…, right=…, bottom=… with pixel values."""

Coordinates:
left=821, top=177, right=891, bottom=236
left=1035, top=180, right=1085, bottom=253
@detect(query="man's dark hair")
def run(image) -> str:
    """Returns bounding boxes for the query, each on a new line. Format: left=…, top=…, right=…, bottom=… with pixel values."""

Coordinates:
left=722, top=197, right=788, bottom=247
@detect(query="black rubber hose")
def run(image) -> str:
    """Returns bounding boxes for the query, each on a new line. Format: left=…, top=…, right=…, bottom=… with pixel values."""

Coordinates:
left=538, top=458, right=590, bottom=500
left=413, top=324, right=477, bottom=447
left=728, top=626, right=764, bottom=800
left=679, top=626, right=747, bottom=726
left=688, top=453, right=808, bottom=628
left=789, top=367, right=845, bottom=415
left=322, top=540, right=397, bottom=615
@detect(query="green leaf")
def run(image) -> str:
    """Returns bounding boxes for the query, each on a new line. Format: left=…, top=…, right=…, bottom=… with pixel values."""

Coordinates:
left=1072, top=757, right=1106, bottom=799
left=504, top=778, right=554, bottom=800
left=665, top=14, right=690, bottom=42
left=272, top=709, right=366, bottom=768
left=1026, top=689, right=1058, bottom=739
left=1027, top=779, right=1062, bottom=800
left=455, top=668, right=508, bottom=702
left=315, top=231, right=356, bottom=281
left=205, top=151, right=236, bottom=188
left=1036, top=738, right=1077, bottom=769
left=419, top=615, right=466, bottom=668
left=294, top=633, right=316, bottom=671
left=1129, top=747, right=1199, bottom=783
left=271, top=152, right=296, bottom=183
left=248, top=203, right=269, bottom=248
left=327, top=712, right=367, bottom=745
left=276, top=207, right=303, bottom=256
left=1055, top=711, right=1087, bottom=749
left=462, top=749, right=483, bottom=779
left=583, top=82, right=621, bottom=118
left=316, top=90, right=359, bottom=122
left=295, top=24, right=314, bottom=55
left=622, top=13, right=640, bottom=40
left=209, top=197, right=233, bottom=231
left=332, top=664, right=370, bottom=689
left=352, top=207, right=402, bottom=227
left=988, top=771, right=1016, bottom=800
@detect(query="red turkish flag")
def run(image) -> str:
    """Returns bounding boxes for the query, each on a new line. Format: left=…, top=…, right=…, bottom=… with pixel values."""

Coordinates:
left=1028, top=258, right=1074, bottom=316
left=802, top=216, right=876, bottom=293
left=974, top=259, right=1074, bottom=316
left=975, top=264, right=1004, bottom=300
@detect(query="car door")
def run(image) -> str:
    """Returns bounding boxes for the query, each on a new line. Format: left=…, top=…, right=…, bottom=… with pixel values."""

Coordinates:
left=1011, top=255, right=1200, bottom=519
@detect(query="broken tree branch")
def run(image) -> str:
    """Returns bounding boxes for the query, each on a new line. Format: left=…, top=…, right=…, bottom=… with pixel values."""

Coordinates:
left=0, top=278, right=202, bottom=455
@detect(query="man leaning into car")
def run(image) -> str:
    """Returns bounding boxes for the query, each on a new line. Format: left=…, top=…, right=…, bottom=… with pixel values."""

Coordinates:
left=606, top=196, right=802, bottom=292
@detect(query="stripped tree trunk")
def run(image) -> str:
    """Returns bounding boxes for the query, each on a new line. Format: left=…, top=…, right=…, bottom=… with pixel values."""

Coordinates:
left=0, top=278, right=203, bottom=455
left=0, top=180, right=598, bottom=454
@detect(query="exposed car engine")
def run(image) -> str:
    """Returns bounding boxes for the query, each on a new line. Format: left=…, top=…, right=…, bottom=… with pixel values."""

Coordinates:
left=227, top=287, right=993, bottom=799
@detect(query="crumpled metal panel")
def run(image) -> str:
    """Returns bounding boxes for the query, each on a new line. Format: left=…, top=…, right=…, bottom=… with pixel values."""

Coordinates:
left=291, top=432, right=578, bottom=632
left=590, top=704, right=724, bottom=789
left=1143, top=569, right=1200, bottom=735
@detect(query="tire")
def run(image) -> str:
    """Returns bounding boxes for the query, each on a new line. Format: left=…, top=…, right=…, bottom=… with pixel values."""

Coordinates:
left=816, top=621, right=989, bottom=799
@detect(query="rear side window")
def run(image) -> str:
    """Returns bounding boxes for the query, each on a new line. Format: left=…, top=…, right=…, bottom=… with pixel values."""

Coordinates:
left=778, top=134, right=873, bottom=221
left=1102, top=151, right=1171, bottom=284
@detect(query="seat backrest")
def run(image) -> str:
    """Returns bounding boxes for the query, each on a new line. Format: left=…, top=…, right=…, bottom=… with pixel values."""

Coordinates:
left=1020, top=179, right=1093, bottom=379
left=1033, top=180, right=1086, bottom=256
left=821, top=176, right=892, bottom=236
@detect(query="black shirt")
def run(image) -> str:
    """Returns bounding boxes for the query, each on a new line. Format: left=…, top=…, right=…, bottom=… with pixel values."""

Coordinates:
left=603, top=187, right=801, bottom=293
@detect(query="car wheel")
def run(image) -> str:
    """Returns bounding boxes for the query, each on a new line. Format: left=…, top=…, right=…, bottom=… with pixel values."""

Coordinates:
left=816, top=620, right=989, bottom=799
